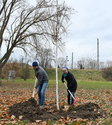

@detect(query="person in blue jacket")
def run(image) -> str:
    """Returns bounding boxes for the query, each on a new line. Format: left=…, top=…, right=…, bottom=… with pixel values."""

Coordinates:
left=61, top=67, right=77, bottom=105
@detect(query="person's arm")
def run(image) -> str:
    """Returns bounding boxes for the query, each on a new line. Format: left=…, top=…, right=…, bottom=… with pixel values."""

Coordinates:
left=61, top=74, right=65, bottom=83
left=35, top=71, right=43, bottom=89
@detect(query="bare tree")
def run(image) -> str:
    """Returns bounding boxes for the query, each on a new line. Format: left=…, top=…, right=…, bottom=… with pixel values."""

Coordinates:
left=28, top=35, right=55, bottom=68
left=58, top=57, right=65, bottom=68
left=32, top=46, right=55, bottom=68
left=86, top=58, right=97, bottom=69
left=100, top=61, right=105, bottom=69
left=77, top=58, right=98, bottom=69
left=0, top=0, right=64, bottom=71
left=77, top=58, right=85, bottom=69
left=106, top=61, right=112, bottom=67
left=39, top=48, right=54, bottom=68
left=19, top=58, right=30, bottom=81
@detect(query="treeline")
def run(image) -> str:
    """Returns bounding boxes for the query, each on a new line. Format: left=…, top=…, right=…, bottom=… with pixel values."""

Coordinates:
left=1, top=61, right=112, bottom=81
left=1, top=61, right=31, bottom=80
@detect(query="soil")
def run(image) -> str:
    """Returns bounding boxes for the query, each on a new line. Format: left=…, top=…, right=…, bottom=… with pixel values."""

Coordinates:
left=8, top=98, right=106, bottom=122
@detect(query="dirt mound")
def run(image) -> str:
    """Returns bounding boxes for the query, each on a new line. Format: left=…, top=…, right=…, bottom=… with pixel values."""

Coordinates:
left=8, top=99, right=106, bottom=122
left=9, top=98, right=42, bottom=122
left=68, top=102, right=105, bottom=119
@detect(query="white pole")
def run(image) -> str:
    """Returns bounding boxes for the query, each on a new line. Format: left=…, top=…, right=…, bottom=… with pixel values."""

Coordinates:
left=55, top=0, right=59, bottom=110
left=56, top=42, right=59, bottom=110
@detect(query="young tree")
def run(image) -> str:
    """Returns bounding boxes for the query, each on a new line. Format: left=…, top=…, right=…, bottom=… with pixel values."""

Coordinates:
left=45, top=0, right=72, bottom=110
left=58, top=57, right=65, bottom=68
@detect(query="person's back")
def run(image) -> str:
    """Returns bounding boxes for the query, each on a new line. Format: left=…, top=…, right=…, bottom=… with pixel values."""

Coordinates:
left=35, top=66, right=49, bottom=84
left=62, top=71, right=77, bottom=92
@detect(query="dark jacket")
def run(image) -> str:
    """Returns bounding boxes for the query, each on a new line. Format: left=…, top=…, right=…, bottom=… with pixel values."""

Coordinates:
left=61, top=71, right=77, bottom=92
left=35, top=66, right=49, bottom=88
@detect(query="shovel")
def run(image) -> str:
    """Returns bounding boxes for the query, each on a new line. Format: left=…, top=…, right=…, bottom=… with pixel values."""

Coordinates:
left=63, top=82, right=76, bottom=102
left=32, top=78, right=37, bottom=98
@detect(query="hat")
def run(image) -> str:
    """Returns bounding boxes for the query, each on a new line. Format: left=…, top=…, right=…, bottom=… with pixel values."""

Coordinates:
left=62, top=66, right=68, bottom=71
left=32, top=61, right=38, bottom=67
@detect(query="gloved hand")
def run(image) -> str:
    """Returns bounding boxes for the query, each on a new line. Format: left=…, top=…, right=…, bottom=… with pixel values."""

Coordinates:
left=62, top=80, right=65, bottom=83
left=34, top=88, right=37, bottom=92
left=32, top=88, right=37, bottom=98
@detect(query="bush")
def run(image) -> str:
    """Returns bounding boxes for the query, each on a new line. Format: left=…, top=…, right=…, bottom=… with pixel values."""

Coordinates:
left=102, top=67, right=112, bottom=81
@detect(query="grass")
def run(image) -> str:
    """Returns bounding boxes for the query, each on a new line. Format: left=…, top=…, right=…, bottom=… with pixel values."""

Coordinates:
left=78, top=80, right=112, bottom=89
left=49, top=79, right=112, bottom=89
left=2, top=79, right=112, bottom=90
left=46, top=69, right=105, bottom=81
left=1, top=68, right=112, bottom=89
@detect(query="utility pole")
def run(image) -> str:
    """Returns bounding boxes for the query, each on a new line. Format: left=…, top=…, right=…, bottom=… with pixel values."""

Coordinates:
left=97, top=38, right=99, bottom=70
left=71, top=52, right=73, bottom=69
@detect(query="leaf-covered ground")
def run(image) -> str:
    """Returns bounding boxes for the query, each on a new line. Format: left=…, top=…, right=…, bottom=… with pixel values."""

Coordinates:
left=0, top=82, right=112, bottom=125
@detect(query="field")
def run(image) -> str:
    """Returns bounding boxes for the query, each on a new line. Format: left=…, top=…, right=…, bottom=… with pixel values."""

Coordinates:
left=0, top=70, right=112, bottom=125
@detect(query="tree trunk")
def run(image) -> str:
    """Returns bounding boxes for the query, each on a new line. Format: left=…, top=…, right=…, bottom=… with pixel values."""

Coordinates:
left=0, top=66, right=2, bottom=86
left=56, top=42, right=59, bottom=110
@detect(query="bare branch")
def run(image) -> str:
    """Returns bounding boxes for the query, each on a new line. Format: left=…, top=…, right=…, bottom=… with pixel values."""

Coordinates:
left=0, top=0, right=72, bottom=70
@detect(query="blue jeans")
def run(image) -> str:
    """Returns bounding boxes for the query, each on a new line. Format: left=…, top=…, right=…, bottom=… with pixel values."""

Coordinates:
left=37, top=82, right=48, bottom=105
left=67, top=91, right=75, bottom=105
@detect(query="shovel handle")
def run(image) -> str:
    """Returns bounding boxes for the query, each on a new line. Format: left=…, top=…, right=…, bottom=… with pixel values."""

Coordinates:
left=63, top=82, right=75, bottom=100
left=32, top=78, right=37, bottom=98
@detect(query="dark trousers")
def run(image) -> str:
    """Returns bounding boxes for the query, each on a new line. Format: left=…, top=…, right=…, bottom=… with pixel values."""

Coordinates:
left=67, top=91, right=75, bottom=105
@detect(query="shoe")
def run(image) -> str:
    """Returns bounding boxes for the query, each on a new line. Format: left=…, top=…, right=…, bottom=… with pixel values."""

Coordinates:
left=39, top=106, right=44, bottom=109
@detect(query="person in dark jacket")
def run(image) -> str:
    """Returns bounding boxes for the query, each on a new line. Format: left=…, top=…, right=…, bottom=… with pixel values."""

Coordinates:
left=32, top=61, right=49, bottom=108
left=61, top=67, right=77, bottom=105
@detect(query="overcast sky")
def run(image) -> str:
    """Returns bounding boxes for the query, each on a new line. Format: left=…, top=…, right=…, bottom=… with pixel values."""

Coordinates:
left=31, top=0, right=112, bottom=62
left=9, top=0, right=112, bottom=64
left=61, top=0, right=112, bottom=63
